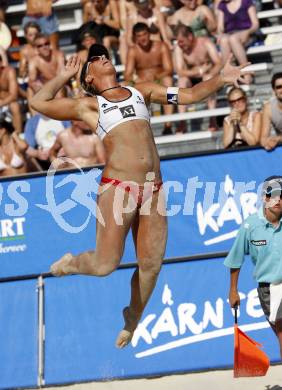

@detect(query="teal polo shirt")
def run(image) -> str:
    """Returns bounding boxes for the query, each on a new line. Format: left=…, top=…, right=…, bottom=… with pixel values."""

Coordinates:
left=224, top=207, right=282, bottom=283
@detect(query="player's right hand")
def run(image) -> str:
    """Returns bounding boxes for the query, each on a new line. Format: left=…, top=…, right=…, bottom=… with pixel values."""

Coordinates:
left=62, top=55, right=81, bottom=80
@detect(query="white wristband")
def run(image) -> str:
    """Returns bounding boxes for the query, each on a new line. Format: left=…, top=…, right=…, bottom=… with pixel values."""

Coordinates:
left=167, top=87, right=179, bottom=105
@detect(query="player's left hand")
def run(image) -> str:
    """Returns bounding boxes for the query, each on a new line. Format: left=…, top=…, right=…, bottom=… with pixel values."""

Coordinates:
left=221, top=54, right=253, bottom=87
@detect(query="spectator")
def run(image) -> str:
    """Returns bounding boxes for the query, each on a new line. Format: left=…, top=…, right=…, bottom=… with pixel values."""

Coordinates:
left=0, top=45, right=8, bottom=67
left=168, top=0, right=217, bottom=38
left=28, top=34, right=65, bottom=106
left=124, top=23, right=174, bottom=134
left=174, top=25, right=222, bottom=132
left=81, top=0, right=120, bottom=54
left=217, top=0, right=259, bottom=84
left=23, top=0, right=60, bottom=50
left=119, top=0, right=136, bottom=64
left=24, top=113, right=71, bottom=170
left=126, top=0, right=171, bottom=48
left=77, top=30, right=98, bottom=64
left=0, top=55, right=23, bottom=134
left=261, top=73, right=282, bottom=151
left=0, top=20, right=11, bottom=56
left=19, top=22, right=41, bottom=79
left=223, top=86, right=261, bottom=148
left=49, top=120, right=106, bottom=168
left=156, top=0, right=180, bottom=16
left=0, top=119, right=28, bottom=177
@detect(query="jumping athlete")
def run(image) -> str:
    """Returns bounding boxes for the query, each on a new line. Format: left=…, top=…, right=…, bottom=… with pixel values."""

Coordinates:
left=31, top=43, right=251, bottom=349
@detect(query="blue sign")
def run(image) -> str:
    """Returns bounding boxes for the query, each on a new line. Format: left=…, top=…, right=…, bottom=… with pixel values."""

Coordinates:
left=0, top=280, right=38, bottom=389
left=43, top=257, right=279, bottom=385
left=0, top=147, right=281, bottom=278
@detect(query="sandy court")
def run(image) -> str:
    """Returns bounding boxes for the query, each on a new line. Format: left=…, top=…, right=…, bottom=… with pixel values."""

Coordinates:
left=25, top=365, right=282, bottom=390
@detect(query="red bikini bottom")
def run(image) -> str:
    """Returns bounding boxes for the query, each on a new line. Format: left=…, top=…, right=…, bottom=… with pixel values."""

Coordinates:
left=100, top=176, right=163, bottom=207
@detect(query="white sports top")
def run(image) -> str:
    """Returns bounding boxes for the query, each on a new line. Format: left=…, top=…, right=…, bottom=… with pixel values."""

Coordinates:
left=95, top=86, right=150, bottom=140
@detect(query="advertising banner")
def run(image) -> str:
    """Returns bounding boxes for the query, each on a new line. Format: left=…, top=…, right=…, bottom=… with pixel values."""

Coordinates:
left=0, top=280, right=38, bottom=389
left=0, top=147, right=281, bottom=278
left=44, top=257, right=280, bottom=385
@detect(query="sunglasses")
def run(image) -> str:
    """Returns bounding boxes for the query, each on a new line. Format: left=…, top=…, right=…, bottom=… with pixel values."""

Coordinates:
left=274, top=84, right=282, bottom=90
left=265, top=192, right=282, bottom=199
left=36, top=42, right=50, bottom=48
left=228, top=96, right=246, bottom=105
left=86, top=55, right=108, bottom=74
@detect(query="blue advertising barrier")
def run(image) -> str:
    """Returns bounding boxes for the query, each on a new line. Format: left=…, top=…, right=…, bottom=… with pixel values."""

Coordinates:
left=44, top=257, right=279, bottom=386
left=0, top=280, right=38, bottom=389
left=0, top=146, right=281, bottom=278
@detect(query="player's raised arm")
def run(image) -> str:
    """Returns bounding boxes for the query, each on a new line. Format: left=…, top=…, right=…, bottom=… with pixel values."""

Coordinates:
left=138, top=55, right=252, bottom=106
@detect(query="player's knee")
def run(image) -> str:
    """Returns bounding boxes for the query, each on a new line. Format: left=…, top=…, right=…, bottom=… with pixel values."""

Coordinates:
left=96, top=264, right=116, bottom=276
left=96, top=255, right=121, bottom=276
left=138, top=257, right=162, bottom=276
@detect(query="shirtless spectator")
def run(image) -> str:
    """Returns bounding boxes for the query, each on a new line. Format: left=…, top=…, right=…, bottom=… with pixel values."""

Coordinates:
left=50, top=120, right=106, bottom=169
left=28, top=34, right=65, bottom=107
left=174, top=25, right=222, bottom=132
left=24, top=113, right=71, bottom=170
left=19, top=22, right=41, bottom=79
left=261, top=73, right=282, bottom=151
left=0, top=56, right=23, bottom=134
left=127, top=0, right=171, bottom=49
left=125, top=23, right=174, bottom=134
left=23, top=0, right=59, bottom=50
left=81, top=0, right=120, bottom=54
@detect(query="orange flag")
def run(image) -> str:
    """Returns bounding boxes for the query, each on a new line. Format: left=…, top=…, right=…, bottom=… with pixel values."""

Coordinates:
left=233, top=308, right=270, bottom=378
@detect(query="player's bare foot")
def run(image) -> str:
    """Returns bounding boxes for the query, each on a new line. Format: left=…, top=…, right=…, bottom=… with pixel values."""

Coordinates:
left=115, top=306, right=139, bottom=349
left=50, top=253, right=77, bottom=276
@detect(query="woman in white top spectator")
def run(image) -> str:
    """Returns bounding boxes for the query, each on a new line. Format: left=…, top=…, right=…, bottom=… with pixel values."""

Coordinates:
left=223, top=87, right=261, bottom=148
left=0, top=119, right=28, bottom=177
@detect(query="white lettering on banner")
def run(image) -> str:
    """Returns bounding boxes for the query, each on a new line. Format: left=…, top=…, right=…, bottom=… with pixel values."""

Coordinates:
left=132, top=284, right=266, bottom=358
left=0, top=218, right=25, bottom=238
left=196, top=176, right=258, bottom=246
left=0, top=243, right=27, bottom=253
left=0, top=181, right=30, bottom=217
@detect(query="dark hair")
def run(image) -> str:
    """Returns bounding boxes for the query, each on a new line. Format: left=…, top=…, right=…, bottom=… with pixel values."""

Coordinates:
left=34, top=33, right=50, bottom=42
left=132, top=22, right=150, bottom=36
left=227, top=87, right=247, bottom=101
left=80, top=62, right=96, bottom=96
left=175, top=24, right=193, bottom=37
left=24, top=21, right=41, bottom=34
left=0, top=119, right=15, bottom=135
left=271, top=73, right=282, bottom=89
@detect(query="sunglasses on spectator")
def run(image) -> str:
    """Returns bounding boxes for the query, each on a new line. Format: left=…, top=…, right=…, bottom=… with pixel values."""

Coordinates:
left=274, top=84, right=282, bottom=90
left=265, top=191, right=282, bottom=199
left=36, top=42, right=50, bottom=48
left=228, top=96, right=246, bottom=105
